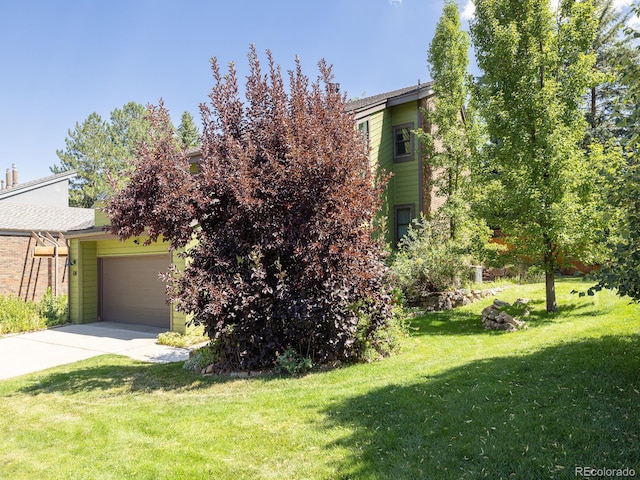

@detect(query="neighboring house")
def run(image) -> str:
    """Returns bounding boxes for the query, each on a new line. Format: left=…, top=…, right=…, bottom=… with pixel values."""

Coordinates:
left=67, top=84, right=445, bottom=332
left=346, top=82, right=445, bottom=246
left=0, top=166, right=94, bottom=301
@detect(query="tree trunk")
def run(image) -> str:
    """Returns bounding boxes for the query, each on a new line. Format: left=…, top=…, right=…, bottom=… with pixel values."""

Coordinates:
left=543, top=235, right=558, bottom=313
left=590, top=86, right=597, bottom=129
left=545, top=268, right=557, bottom=313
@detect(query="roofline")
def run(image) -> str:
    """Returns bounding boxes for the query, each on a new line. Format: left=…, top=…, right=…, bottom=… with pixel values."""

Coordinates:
left=64, top=226, right=111, bottom=239
left=346, top=82, right=434, bottom=117
left=0, top=169, right=77, bottom=200
left=0, top=228, right=73, bottom=237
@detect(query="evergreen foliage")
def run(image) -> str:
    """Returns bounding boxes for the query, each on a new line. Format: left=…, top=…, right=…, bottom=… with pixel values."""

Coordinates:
left=53, top=102, right=151, bottom=207
left=177, top=111, right=201, bottom=148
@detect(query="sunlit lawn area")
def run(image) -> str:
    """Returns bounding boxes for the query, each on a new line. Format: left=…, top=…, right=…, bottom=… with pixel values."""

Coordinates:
left=1, top=278, right=638, bottom=479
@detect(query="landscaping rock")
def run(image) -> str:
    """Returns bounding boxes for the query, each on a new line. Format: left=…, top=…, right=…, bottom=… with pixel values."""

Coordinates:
left=493, top=299, right=511, bottom=307
left=414, top=286, right=511, bottom=312
left=481, top=305, right=501, bottom=320
left=481, top=299, right=528, bottom=332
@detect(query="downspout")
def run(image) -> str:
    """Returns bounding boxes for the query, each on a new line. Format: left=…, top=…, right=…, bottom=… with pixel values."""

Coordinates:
left=417, top=97, right=424, bottom=216
left=66, top=238, right=72, bottom=323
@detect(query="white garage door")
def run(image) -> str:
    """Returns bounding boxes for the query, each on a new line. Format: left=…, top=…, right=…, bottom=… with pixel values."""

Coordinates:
left=100, top=255, right=170, bottom=328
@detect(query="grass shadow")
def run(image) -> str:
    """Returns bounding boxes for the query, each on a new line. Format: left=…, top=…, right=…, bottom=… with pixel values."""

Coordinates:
left=15, top=355, right=281, bottom=396
left=410, top=309, right=486, bottom=336
left=409, top=296, right=604, bottom=336
left=321, top=334, right=640, bottom=479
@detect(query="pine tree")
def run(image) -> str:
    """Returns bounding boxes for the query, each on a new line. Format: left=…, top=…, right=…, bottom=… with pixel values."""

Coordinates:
left=177, top=111, right=200, bottom=148
left=53, top=102, right=151, bottom=207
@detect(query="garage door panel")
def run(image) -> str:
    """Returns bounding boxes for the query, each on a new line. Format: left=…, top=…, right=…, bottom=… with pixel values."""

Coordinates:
left=100, top=255, right=170, bottom=328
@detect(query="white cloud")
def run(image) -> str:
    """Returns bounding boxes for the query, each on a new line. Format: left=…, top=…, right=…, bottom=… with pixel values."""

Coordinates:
left=388, top=0, right=402, bottom=5
left=460, top=0, right=475, bottom=21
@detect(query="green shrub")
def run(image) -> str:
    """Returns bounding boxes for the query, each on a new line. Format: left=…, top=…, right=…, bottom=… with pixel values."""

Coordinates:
left=0, top=295, right=42, bottom=335
left=0, top=291, right=68, bottom=335
left=275, top=348, right=313, bottom=376
left=157, top=331, right=206, bottom=348
left=391, top=214, right=498, bottom=304
left=37, top=289, right=68, bottom=327
left=391, top=216, right=471, bottom=301
left=183, top=343, right=216, bottom=373
left=354, top=297, right=410, bottom=362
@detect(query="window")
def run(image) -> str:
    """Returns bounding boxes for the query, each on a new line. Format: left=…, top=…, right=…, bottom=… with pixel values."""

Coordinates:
left=395, top=204, right=415, bottom=244
left=393, top=123, right=413, bottom=162
left=357, top=120, right=370, bottom=151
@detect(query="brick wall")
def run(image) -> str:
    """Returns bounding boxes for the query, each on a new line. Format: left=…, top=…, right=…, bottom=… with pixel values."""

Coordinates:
left=0, top=235, right=69, bottom=301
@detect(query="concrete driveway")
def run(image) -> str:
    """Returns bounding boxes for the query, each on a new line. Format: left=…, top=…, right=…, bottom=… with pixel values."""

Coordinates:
left=0, top=322, right=191, bottom=381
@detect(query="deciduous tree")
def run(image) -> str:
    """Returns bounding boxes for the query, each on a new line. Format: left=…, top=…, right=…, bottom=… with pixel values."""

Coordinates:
left=470, top=0, right=604, bottom=312
left=418, top=0, right=478, bottom=240
left=105, top=47, right=395, bottom=371
left=588, top=7, right=640, bottom=302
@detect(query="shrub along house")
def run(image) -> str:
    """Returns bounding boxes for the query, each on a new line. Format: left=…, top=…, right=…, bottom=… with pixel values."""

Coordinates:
left=0, top=166, right=94, bottom=301
left=66, top=84, right=445, bottom=332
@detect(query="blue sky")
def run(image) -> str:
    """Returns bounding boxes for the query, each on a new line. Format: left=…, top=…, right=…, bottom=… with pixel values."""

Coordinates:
left=0, top=0, right=466, bottom=183
left=0, top=0, right=636, bottom=183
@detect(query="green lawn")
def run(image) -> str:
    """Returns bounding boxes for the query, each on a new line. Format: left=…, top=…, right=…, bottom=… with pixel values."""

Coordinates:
left=1, top=278, right=638, bottom=479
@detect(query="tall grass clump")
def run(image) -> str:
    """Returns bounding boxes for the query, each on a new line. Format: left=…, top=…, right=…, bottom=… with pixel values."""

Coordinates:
left=37, top=289, right=69, bottom=327
left=0, top=289, right=68, bottom=335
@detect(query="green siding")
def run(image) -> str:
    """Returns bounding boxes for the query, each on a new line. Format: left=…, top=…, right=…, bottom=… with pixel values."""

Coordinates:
left=97, top=237, right=170, bottom=257
left=69, top=240, right=98, bottom=324
left=70, top=235, right=190, bottom=332
left=368, top=101, right=421, bottom=245
left=169, top=248, right=190, bottom=334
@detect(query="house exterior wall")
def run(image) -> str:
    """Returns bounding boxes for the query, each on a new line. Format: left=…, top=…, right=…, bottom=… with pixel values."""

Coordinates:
left=69, top=240, right=98, bottom=323
left=69, top=235, right=189, bottom=333
left=389, top=101, right=421, bottom=207
left=0, top=234, right=69, bottom=301
left=1, top=180, right=71, bottom=207
left=367, top=101, right=422, bottom=246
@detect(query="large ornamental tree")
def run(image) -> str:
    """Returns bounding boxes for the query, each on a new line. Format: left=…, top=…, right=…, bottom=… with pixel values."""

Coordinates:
left=105, top=47, right=394, bottom=371
left=470, top=0, right=606, bottom=313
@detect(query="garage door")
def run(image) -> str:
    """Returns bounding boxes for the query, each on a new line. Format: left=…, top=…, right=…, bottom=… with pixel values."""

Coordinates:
left=100, top=255, right=170, bottom=328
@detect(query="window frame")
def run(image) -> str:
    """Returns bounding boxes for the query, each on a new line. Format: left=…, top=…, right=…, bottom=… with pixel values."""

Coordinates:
left=393, top=123, right=414, bottom=163
left=357, top=119, right=370, bottom=154
left=394, top=204, right=415, bottom=245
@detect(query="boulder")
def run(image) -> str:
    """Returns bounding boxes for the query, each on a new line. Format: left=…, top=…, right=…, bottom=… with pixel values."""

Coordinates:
left=481, top=299, right=528, bottom=332
left=493, top=299, right=511, bottom=307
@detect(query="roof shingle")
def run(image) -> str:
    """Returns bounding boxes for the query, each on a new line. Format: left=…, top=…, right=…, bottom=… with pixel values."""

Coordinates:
left=0, top=203, right=95, bottom=232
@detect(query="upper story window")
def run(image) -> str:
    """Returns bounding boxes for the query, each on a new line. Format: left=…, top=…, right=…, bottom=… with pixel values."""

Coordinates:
left=393, top=123, right=414, bottom=162
left=357, top=120, right=370, bottom=152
